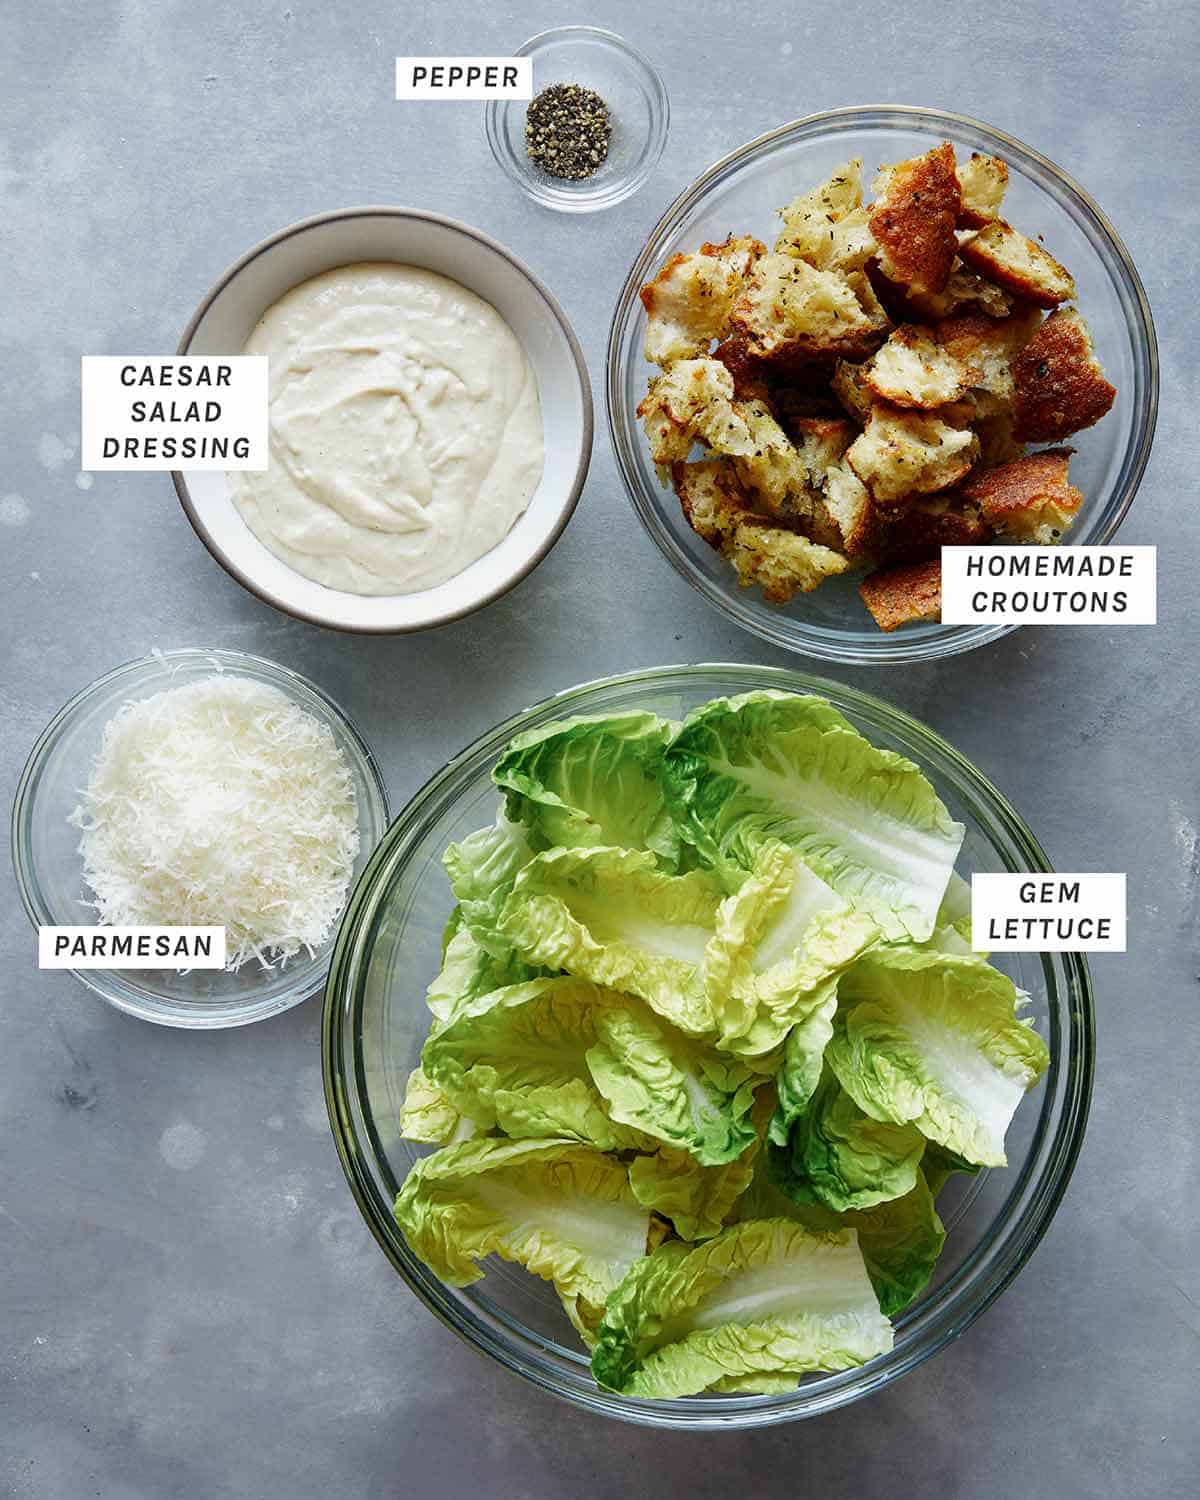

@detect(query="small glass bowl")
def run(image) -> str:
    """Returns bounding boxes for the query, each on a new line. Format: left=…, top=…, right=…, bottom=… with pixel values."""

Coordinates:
left=323, top=663, right=1093, bottom=1426
left=485, top=27, right=669, bottom=213
left=12, top=649, right=390, bottom=1029
left=609, top=106, right=1159, bottom=664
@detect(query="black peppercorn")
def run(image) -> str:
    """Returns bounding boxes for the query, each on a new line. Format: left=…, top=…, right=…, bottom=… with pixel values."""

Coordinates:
left=524, top=83, right=612, bottom=181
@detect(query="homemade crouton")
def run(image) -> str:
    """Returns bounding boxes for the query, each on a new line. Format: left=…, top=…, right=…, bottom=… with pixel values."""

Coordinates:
left=874, top=493, right=990, bottom=563
left=859, top=558, right=942, bottom=631
left=730, top=399, right=817, bottom=521
left=1011, top=308, right=1116, bottom=442
left=905, top=260, right=1015, bottom=320
left=672, top=458, right=756, bottom=545
left=974, top=412, right=1026, bottom=469
left=776, top=161, right=876, bottom=273
left=727, top=523, right=850, bottom=602
left=846, top=404, right=980, bottom=504
left=821, top=460, right=880, bottom=556
left=730, top=253, right=889, bottom=364
left=713, top=337, right=773, bottom=401
left=790, top=415, right=856, bottom=477
left=638, top=359, right=754, bottom=469
left=674, top=459, right=849, bottom=600
left=956, top=153, right=1009, bottom=229
left=864, top=324, right=977, bottom=408
left=831, top=360, right=875, bottom=423
left=935, top=305, right=1042, bottom=414
left=958, top=220, right=1076, bottom=307
left=961, top=448, right=1083, bottom=543
left=869, top=143, right=962, bottom=297
left=641, top=235, right=764, bottom=366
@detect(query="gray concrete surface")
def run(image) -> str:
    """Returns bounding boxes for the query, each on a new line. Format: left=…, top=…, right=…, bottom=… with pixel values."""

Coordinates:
left=2, top=2, right=1197, bottom=1496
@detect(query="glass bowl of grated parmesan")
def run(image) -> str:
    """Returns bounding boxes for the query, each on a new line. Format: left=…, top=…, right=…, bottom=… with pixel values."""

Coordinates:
left=12, top=649, right=390, bottom=1027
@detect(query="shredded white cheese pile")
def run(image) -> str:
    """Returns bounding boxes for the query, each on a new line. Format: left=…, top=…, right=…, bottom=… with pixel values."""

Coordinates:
left=69, top=675, right=360, bottom=970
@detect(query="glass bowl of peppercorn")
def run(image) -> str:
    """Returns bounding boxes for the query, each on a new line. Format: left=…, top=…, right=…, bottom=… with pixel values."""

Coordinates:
left=485, top=26, right=669, bottom=213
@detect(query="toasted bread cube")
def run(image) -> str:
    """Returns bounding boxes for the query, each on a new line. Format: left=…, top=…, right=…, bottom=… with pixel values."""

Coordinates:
left=864, top=324, right=977, bottom=408
left=961, top=448, right=1083, bottom=543
left=869, top=143, right=962, bottom=297
left=776, top=161, right=875, bottom=272
left=673, top=458, right=756, bottom=545
left=956, top=153, right=1009, bottom=229
left=958, top=220, right=1075, bottom=307
left=831, top=360, right=875, bottom=425
left=731, top=399, right=817, bottom=521
left=905, top=260, right=1015, bottom=320
left=974, top=412, right=1027, bottom=470
left=790, top=415, right=856, bottom=477
left=860, top=558, right=942, bottom=631
left=846, top=404, right=980, bottom=504
left=727, top=523, right=850, bottom=602
left=712, top=337, right=774, bottom=401
left=640, top=236, right=764, bottom=366
left=821, top=459, right=879, bottom=557
left=638, top=359, right=754, bottom=469
left=874, top=493, right=990, bottom=563
left=730, top=253, right=888, bottom=363
left=935, top=305, right=1042, bottom=414
left=1011, top=308, right=1116, bottom=442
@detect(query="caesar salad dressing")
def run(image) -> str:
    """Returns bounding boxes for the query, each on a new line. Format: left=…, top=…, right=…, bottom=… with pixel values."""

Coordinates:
left=231, top=263, right=544, bottom=596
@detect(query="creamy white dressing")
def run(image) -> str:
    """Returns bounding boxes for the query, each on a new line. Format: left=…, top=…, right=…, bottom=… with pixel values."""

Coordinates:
left=231, top=262, right=544, bottom=595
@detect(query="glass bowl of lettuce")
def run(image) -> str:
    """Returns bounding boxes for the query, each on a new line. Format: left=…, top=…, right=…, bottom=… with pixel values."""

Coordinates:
left=322, top=665, right=1092, bottom=1425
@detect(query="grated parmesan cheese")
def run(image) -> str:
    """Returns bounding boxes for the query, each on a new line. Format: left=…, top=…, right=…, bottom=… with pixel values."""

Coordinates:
left=69, top=675, right=360, bottom=971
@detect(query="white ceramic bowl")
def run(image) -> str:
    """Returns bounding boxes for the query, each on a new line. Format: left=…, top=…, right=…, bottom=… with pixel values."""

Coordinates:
left=175, top=208, right=593, bottom=632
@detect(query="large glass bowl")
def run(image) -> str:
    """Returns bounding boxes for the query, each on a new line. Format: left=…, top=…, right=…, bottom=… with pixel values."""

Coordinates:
left=323, top=664, right=1092, bottom=1426
left=12, top=649, right=390, bottom=1028
left=608, top=107, right=1158, bottom=664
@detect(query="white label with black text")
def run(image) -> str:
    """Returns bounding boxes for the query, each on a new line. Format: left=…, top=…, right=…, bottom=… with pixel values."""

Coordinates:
left=394, top=56, right=532, bottom=99
left=81, top=356, right=268, bottom=470
left=39, top=925, right=227, bottom=969
left=942, top=546, right=1156, bottom=625
left=971, top=875, right=1126, bottom=952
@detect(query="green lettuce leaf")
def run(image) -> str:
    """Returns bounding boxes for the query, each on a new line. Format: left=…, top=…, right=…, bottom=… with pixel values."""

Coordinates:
left=398, top=1066, right=478, bottom=1145
left=498, top=840, right=874, bottom=1053
left=422, top=976, right=762, bottom=1165
left=425, top=917, right=546, bottom=1029
left=393, top=1137, right=649, bottom=1309
left=768, top=990, right=838, bottom=1146
left=735, top=1162, right=944, bottom=1317
left=626, top=1086, right=774, bottom=1240
left=492, top=711, right=680, bottom=865
left=590, top=1218, right=893, bottom=1397
left=829, top=947, right=1050, bottom=1167
left=443, top=815, right=534, bottom=957
left=662, top=691, right=964, bottom=943
left=769, top=1068, right=926, bottom=1212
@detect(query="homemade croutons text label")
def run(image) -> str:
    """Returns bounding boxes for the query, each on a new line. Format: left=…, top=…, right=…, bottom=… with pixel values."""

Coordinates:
left=38, top=926, right=227, bottom=969
left=941, top=546, right=1156, bottom=624
left=81, top=357, right=269, bottom=470
left=971, top=875, right=1127, bottom=952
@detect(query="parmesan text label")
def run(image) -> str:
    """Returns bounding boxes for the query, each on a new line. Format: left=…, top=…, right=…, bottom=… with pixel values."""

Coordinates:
left=39, top=925, right=227, bottom=969
left=81, top=356, right=269, bottom=470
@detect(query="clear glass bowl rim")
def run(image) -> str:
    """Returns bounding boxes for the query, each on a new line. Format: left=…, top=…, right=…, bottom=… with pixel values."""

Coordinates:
left=484, top=25, right=671, bottom=214
left=11, top=647, right=391, bottom=1028
left=322, top=662, right=1094, bottom=1427
left=606, top=104, right=1160, bottom=665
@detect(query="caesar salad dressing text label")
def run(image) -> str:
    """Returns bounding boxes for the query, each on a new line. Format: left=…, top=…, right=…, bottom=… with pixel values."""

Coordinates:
left=230, top=264, right=545, bottom=596
left=971, top=874, right=1126, bottom=952
left=81, top=356, right=269, bottom=470
left=941, top=546, right=1156, bottom=624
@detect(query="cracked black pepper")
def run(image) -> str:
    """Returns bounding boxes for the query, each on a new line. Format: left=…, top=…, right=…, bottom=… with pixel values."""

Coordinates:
left=524, top=83, right=611, bottom=181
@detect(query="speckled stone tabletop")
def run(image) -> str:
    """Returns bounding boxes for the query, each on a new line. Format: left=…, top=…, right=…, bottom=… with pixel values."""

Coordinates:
left=2, top=2, right=1196, bottom=1496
